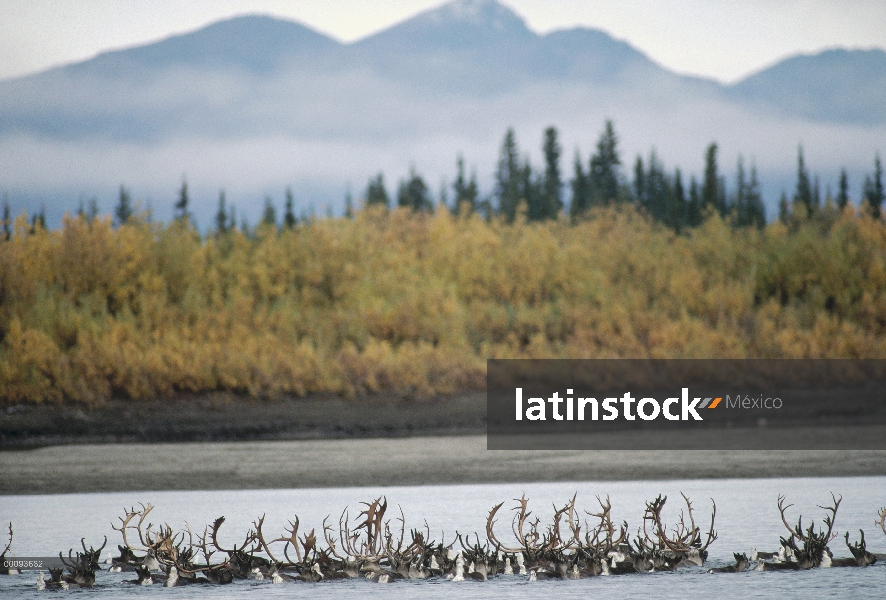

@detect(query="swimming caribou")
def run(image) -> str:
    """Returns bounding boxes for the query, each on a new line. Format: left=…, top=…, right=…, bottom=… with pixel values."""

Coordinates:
left=25, top=493, right=886, bottom=589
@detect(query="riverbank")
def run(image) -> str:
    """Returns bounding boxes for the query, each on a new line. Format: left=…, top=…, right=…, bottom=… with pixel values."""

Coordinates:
left=0, top=392, right=486, bottom=448
left=3, top=435, right=886, bottom=495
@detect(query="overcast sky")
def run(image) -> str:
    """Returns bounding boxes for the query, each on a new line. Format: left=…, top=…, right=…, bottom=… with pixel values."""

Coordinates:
left=2, top=0, right=885, bottom=84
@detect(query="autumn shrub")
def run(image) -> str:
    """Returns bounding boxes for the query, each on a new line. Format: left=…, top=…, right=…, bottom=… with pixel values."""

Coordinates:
left=1, top=204, right=885, bottom=405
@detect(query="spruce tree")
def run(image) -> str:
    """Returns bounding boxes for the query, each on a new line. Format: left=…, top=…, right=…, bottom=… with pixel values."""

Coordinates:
left=793, top=146, right=813, bottom=216
left=701, top=143, right=726, bottom=215
left=633, top=156, right=646, bottom=207
left=812, top=175, right=821, bottom=212
left=520, top=160, right=544, bottom=221
left=87, top=198, right=99, bottom=223
left=2, top=198, right=10, bottom=241
left=669, top=168, right=687, bottom=232
left=570, top=152, right=590, bottom=219
left=452, top=155, right=478, bottom=214
left=647, top=152, right=670, bottom=223
left=262, top=195, right=278, bottom=228
left=115, top=184, right=133, bottom=225
left=863, top=154, right=884, bottom=219
left=778, top=192, right=791, bottom=225
left=397, top=168, right=432, bottom=212
left=687, top=177, right=702, bottom=227
left=175, top=179, right=190, bottom=224
left=743, top=163, right=766, bottom=228
left=496, top=128, right=521, bottom=221
left=589, top=120, right=621, bottom=205
left=30, top=205, right=46, bottom=234
left=733, top=156, right=747, bottom=225
left=284, top=187, right=297, bottom=228
left=215, top=190, right=228, bottom=235
left=365, top=173, right=389, bottom=208
left=541, top=126, right=563, bottom=219
left=837, top=168, right=849, bottom=209
left=633, top=151, right=668, bottom=223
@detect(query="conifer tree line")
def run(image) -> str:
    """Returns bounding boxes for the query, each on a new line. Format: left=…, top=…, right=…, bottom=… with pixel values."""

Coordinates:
left=1, top=122, right=882, bottom=236
left=356, top=121, right=882, bottom=232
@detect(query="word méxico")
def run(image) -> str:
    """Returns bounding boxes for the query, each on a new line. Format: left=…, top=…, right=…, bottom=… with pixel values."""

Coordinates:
left=514, top=388, right=718, bottom=421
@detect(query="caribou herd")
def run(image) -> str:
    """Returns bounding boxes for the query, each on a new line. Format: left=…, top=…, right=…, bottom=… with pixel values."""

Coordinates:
left=2, top=495, right=886, bottom=589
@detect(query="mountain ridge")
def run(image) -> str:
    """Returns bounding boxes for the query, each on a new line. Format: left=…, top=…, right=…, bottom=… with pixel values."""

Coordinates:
left=0, top=0, right=883, bottom=224
left=2, top=1, right=880, bottom=112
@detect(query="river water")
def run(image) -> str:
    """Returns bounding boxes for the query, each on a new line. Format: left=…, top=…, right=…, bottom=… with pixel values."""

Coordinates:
left=1, top=476, right=885, bottom=598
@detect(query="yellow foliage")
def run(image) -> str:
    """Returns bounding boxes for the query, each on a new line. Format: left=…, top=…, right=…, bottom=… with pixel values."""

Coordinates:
left=1, top=206, right=886, bottom=405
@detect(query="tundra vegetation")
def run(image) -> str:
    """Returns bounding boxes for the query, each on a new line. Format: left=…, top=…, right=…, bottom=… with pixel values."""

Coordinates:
left=2, top=200, right=886, bottom=406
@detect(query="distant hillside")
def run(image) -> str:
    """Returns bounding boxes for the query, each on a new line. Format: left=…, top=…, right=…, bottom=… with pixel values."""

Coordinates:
left=0, top=1, right=683, bottom=141
left=727, top=48, right=886, bottom=126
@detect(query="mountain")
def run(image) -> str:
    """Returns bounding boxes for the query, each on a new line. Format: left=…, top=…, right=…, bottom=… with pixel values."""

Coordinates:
left=0, top=0, right=883, bottom=224
left=350, top=0, right=661, bottom=89
left=72, top=15, right=341, bottom=76
left=0, top=0, right=677, bottom=141
left=727, top=48, right=886, bottom=126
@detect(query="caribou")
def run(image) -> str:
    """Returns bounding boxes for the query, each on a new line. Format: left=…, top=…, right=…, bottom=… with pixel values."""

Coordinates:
left=55, top=537, right=107, bottom=588
left=27, top=492, right=886, bottom=589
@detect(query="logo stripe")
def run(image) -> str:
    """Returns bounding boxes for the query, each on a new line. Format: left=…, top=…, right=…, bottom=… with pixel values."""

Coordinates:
left=708, top=397, right=722, bottom=409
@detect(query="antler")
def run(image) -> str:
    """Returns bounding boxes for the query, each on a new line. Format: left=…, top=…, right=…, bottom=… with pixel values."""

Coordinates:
left=162, top=527, right=221, bottom=575
left=586, top=495, right=627, bottom=550
left=1, top=523, right=12, bottom=557
left=113, top=503, right=156, bottom=551
left=486, top=502, right=524, bottom=552
left=81, top=536, right=107, bottom=557
left=252, top=514, right=280, bottom=563
left=338, top=499, right=388, bottom=562
left=383, top=505, right=407, bottom=559
left=135, top=503, right=156, bottom=549
left=358, top=497, right=387, bottom=553
left=113, top=507, right=148, bottom=552
left=877, top=507, right=886, bottom=536
left=274, top=515, right=303, bottom=564
left=194, top=525, right=218, bottom=567
left=59, top=548, right=82, bottom=571
left=644, top=494, right=716, bottom=554
left=777, top=495, right=805, bottom=542
left=322, top=515, right=345, bottom=561
left=509, top=494, right=542, bottom=552
left=209, top=516, right=254, bottom=556
left=778, top=493, right=840, bottom=548
left=817, top=493, right=841, bottom=544
left=563, top=494, right=582, bottom=545
left=543, top=495, right=577, bottom=552
left=679, top=493, right=717, bottom=551
left=150, top=524, right=181, bottom=566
